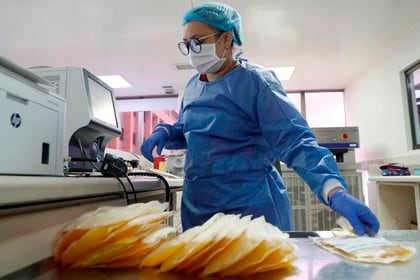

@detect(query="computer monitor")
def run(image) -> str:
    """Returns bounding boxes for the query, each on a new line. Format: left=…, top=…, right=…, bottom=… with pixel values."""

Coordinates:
left=87, top=77, right=118, bottom=127
left=83, top=70, right=119, bottom=130
left=29, top=67, right=122, bottom=173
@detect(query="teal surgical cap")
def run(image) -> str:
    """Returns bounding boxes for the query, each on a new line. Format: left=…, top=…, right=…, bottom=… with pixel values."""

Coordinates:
left=183, top=2, right=244, bottom=46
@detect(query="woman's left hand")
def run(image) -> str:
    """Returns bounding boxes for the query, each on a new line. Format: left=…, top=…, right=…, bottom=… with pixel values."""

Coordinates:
left=329, top=190, right=380, bottom=236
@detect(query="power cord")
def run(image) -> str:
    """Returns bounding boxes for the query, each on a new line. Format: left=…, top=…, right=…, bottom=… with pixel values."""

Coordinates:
left=64, top=156, right=131, bottom=205
left=123, top=175, right=138, bottom=203
left=100, top=153, right=138, bottom=204
left=100, top=155, right=171, bottom=204
left=128, top=171, right=171, bottom=204
left=71, top=140, right=170, bottom=205
left=76, top=138, right=101, bottom=172
left=71, top=140, right=136, bottom=205
left=115, top=177, right=130, bottom=205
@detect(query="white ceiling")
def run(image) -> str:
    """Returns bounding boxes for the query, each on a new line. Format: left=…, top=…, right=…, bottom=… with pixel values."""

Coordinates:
left=1, top=0, right=419, bottom=97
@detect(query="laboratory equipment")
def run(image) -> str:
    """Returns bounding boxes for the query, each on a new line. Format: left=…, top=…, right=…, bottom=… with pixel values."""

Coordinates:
left=283, top=127, right=363, bottom=231
left=0, top=55, right=66, bottom=176
left=165, top=150, right=185, bottom=176
left=30, top=67, right=121, bottom=172
left=312, top=126, right=359, bottom=164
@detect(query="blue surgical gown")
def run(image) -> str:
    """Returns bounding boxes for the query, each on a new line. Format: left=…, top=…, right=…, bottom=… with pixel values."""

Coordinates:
left=159, top=62, right=346, bottom=231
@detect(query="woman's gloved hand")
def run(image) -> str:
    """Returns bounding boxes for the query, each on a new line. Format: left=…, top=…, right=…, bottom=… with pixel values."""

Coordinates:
left=329, top=190, right=380, bottom=236
left=140, top=129, right=169, bottom=162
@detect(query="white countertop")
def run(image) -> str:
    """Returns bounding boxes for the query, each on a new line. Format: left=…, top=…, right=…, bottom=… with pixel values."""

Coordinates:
left=0, top=175, right=183, bottom=206
left=369, top=175, right=420, bottom=182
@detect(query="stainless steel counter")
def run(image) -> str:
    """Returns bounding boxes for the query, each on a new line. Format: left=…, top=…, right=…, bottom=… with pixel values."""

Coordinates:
left=0, top=175, right=183, bottom=207
left=2, top=230, right=419, bottom=280
left=0, top=174, right=184, bottom=277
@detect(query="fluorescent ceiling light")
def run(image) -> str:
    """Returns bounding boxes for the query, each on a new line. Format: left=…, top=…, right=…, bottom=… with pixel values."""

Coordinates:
left=98, top=75, right=132, bottom=88
left=268, top=66, right=295, bottom=81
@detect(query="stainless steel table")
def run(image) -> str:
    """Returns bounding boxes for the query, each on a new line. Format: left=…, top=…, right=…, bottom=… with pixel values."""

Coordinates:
left=2, top=230, right=419, bottom=280
left=0, top=175, right=184, bottom=277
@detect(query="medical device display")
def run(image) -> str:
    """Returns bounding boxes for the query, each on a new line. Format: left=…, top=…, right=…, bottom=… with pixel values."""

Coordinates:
left=30, top=67, right=121, bottom=172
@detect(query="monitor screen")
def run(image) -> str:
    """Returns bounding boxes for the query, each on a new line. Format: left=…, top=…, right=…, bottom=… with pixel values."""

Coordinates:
left=87, top=77, right=118, bottom=127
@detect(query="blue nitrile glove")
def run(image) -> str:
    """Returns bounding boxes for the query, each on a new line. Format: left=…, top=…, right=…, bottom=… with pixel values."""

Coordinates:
left=329, top=190, right=380, bottom=236
left=140, top=129, right=169, bottom=162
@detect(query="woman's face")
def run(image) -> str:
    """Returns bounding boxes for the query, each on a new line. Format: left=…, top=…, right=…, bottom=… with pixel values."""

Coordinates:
left=182, top=21, right=229, bottom=59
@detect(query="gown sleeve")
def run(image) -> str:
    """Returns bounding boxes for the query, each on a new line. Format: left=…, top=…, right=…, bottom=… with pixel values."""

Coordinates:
left=255, top=78, right=347, bottom=204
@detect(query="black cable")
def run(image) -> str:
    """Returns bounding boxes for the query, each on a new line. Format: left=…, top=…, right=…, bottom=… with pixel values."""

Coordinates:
left=72, top=145, right=164, bottom=205
left=67, top=157, right=98, bottom=162
left=74, top=139, right=131, bottom=205
left=76, top=138, right=100, bottom=172
left=100, top=159, right=136, bottom=204
left=99, top=161, right=137, bottom=204
left=97, top=155, right=138, bottom=204
left=80, top=163, right=130, bottom=205
left=128, top=171, right=171, bottom=203
left=116, top=177, right=130, bottom=205
left=124, top=175, right=138, bottom=203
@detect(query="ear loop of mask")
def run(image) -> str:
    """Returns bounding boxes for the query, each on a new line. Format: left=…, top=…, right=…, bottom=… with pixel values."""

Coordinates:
left=215, top=33, right=228, bottom=60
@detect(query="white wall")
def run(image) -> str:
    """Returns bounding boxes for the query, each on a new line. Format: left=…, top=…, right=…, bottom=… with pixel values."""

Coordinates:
left=345, top=22, right=420, bottom=163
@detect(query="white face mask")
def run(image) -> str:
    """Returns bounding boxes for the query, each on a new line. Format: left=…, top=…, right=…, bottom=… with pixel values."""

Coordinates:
left=188, top=43, right=226, bottom=74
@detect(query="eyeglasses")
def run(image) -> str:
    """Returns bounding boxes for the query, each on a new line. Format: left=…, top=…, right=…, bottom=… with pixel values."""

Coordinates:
left=177, top=32, right=221, bottom=56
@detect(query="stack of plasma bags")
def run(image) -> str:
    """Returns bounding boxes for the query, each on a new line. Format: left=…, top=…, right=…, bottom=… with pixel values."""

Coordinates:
left=53, top=201, right=297, bottom=277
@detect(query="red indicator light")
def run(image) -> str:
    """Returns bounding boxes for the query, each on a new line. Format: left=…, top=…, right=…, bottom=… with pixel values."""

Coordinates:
left=342, top=133, right=348, bottom=140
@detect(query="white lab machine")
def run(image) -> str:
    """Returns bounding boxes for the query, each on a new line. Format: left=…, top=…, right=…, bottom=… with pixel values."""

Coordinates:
left=312, top=126, right=360, bottom=169
left=282, top=127, right=363, bottom=231
left=0, top=56, right=66, bottom=176
left=30, top=67, right=122, bottom=172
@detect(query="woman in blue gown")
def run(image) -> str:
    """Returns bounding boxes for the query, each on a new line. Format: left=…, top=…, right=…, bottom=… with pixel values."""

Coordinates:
left=141, top=2, right=379, bottom=236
